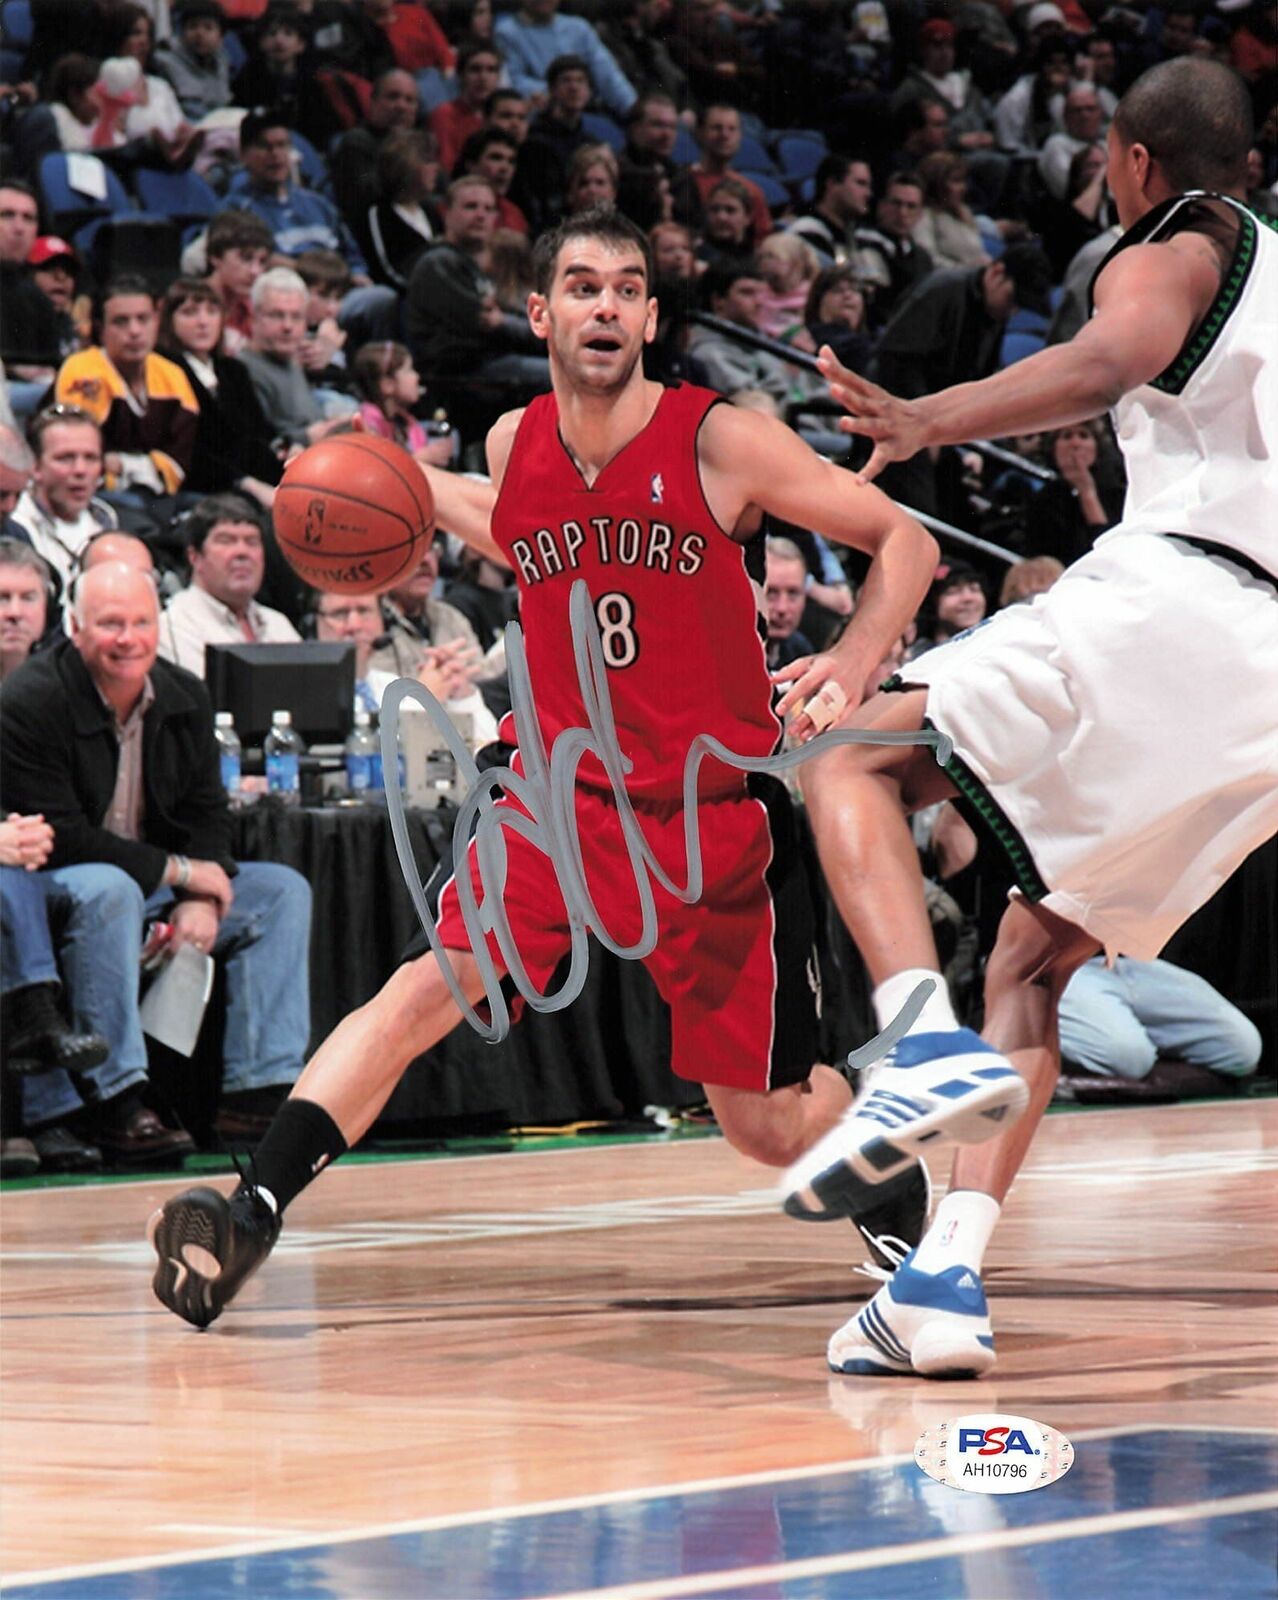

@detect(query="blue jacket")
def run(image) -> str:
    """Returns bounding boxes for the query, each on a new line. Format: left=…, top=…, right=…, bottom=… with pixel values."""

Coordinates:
left=220, top=183, right=370, bottom=278
left=494, top=12, right=636, bottom=117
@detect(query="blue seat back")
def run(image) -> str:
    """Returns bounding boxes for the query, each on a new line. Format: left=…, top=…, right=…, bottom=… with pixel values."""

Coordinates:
left=581, top=111, right=625, bottom=153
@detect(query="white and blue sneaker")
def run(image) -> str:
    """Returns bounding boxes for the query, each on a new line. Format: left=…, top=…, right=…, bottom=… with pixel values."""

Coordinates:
left=828, top=1250, right=996, bottom=1379
left=783, top=1029, right=1028, bottom=1221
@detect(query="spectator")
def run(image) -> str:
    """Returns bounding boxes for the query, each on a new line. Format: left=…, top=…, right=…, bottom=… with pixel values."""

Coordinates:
left=79, top=529, right=156, bottom=577
left=351, top=340, right=454, bottom=466
left=998, top=554, right=1064, bottom=608
left=154, top=0, right=234, bottom=121
left=43, top=53, right=110, bottom=154
left=102, top=1, right=200, bottom=166
left=891, top=17, right=1006, bottom=213
left=404, top=176, right=549, bottom=390
left=688, top=259, right=795, bottom=407
left=598, top=0, right=689, bottom=108
left=622, top=89, right=684, bottom=184
left=458, top=127, right=529, bottom=233
left=313, top=585, right=496, bottom=744
left=852, top=171, right=934, bottom=327
left=159, top=492, right=300, bottom=673
left=1038, top=81, right=1105, bottom=199
left=158, top=277, right=282, bottom=508
left=1024, top=419, right=1125, bottom=567
left=0, top=427, right=35, bottom=532
left=912, top=152, right=990, bottom=270
left=9, top=408, right=116, bottom=605
left=696, top=177, right=758, bottom=267
left=358, top=129, right=443, bottom=291
left=28, top=238, right=91, bottom=353
left=204, top=208, right=275, bottom=357
left=565, top=143, right=620, bottom=214
left=681, top=103, right=774, bottom=243
left=484, top=87, right=532, bottom=149
left=908, top=559, right=988, bottom=657
left=293, top=249, right=358, bottom=415
left=431, top=41, right=503, bottom=175
left=358, top=0, right=456, bottom=76
left=993, top=36, right=1074, bottom=154
left=786, top=155, right=874, bottom=265
left=0, top=182, right=69, bottom=417
left=239, top=266, right=344, bottom=447
left=763, top=536, right=813, bottom=672
left=1058, top=957, right=1262, bottom=1098
left=330, top=67, right=421, bottom=228
left=649, top=219, right=696, bottom=282
left=755, top=232, right=819, bottom=341
left=54, top=276, right=199, bottom=509
left=1033, top=140, right=1109, bottom=279
left=495, top=0, right=637, bottom=119
left=890, top=97, right=952, bottom=173
left=369, top=534, right=484, bottom=677
left=516, top=53, right=597, bottom=230
left=221, top=110, right=374, bottom=284
left=664, top=0, right=763, bottom=111
left=0, top=560, right=313, bottom=1159
left=441, top=544, right=517, bottom=656
left=231, top=3, right=337, bottom=153
left=0, top=538, right=52, bottom=680
left=803, top=265, right=873, bottom=373
left=873, top=244, right=1053, bottom=513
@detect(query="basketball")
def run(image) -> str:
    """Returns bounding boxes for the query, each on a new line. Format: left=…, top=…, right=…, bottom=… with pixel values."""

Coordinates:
left=273, top=432, right=435, bottom=594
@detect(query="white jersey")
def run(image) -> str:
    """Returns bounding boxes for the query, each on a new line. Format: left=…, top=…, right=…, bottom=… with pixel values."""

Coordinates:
left=1100, top=194, right=1278, bottom=578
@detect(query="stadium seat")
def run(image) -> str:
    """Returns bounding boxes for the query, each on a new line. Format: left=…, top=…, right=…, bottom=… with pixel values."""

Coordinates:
left=673, top=125, right=699, bottom=166
left=414, top=67, right=454, bottom=112
left=133, top=168, right=219, bottom=231
left=775, top=136, right=825, bottom=184
left=222, top=28, right=246, bottom=76
left=289, top=130, right=329, bottom=192
left=2, top=0, right=33, bottom=48
left=37, top=152, right=131, bottom=239
left=581, top=111, right=625, bottom=153
left=79, top=214, right=181, bottom=290
left=1006, top=306, right=1049, bottom=337
left=735, top=132, right=776, bottom=175
left=1000, top=329, right=1046, bottom=367
left=754, top=173, right=790, bottom=212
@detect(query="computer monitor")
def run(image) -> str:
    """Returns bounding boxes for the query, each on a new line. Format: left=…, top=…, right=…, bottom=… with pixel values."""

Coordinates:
left=204, top=642, right=356, bottom=746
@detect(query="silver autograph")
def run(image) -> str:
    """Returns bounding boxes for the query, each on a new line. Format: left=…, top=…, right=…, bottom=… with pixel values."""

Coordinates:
left=382, top=579, right=951, bottom=1062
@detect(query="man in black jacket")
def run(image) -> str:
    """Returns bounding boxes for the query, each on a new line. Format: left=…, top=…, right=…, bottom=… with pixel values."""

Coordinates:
left=0, top=563, right=312, bottom=1164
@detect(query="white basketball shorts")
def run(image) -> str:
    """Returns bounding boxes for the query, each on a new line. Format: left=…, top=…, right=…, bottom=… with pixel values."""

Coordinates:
left=896, top=531, right=1278, bottom=959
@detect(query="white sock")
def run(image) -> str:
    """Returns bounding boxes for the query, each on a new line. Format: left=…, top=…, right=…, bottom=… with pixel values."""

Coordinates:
left=911, top=1189, right=1001, bottom=1275
left=872, top=968, right=959, bottom=1036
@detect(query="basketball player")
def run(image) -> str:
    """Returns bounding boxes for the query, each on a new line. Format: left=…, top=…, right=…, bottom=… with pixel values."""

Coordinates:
left=776, top=57, right=1278, bottom=1377
left=150, top=205, right=989, bottom=1329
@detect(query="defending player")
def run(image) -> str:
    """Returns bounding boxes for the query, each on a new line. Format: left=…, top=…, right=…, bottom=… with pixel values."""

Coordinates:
left=149, top=206, right=1000, bottom=1329
left=776, top=58, right=1278, bottom=1377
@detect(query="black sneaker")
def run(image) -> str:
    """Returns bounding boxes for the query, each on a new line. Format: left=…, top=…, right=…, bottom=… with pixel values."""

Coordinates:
left=148, top=1185, right=281, bottom=1329
left=850, top=1158, right=932, bottom=1278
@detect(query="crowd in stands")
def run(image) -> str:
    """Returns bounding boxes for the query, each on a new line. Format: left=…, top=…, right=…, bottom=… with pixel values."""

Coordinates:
left=0, top=0, right=1273, bottom=1176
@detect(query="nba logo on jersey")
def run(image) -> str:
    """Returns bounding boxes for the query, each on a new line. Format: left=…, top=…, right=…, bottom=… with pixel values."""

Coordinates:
left=650, top=472, right=664, bottom=504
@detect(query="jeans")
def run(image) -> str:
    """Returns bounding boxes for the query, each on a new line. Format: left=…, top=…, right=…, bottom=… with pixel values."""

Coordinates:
left=338, top=284, right=401, bottom=347
left=22, top=861, right=313, bottom=1126
left=0, top=867, right=60, bottom=993
left=1058, top=956, right=1263, bottom=1081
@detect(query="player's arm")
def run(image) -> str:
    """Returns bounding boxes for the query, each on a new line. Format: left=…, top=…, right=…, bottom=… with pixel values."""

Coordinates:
left=416, top=462, right=507, bottom=569
left=700, top=403, right=938, bottom=737
left=824, top=240, right=1221, bottom=481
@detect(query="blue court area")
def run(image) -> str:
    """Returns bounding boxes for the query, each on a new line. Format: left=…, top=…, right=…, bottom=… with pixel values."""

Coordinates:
left=10, top=1430, right=1276, bottom=1600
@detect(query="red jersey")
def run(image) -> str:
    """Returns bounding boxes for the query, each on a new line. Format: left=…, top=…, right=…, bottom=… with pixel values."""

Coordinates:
left=491, top=382, right=781, bottom=801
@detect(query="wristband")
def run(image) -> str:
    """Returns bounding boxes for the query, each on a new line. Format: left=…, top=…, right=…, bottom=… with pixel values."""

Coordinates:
left=171, top=854, right=192, bottom=890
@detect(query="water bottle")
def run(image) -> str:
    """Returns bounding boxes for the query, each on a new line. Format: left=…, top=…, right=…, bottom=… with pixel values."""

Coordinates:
left=343, top=709, right=382, bottom=799
left=214, top=711, right=242, bottom=807
left=264, top=708, right=305, bottom=806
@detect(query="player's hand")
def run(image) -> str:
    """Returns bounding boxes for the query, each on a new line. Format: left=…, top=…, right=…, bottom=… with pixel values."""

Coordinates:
left=182, top=859, right=234, bottom=916
left=771, top=653, right=859, bottom=745
left=169, top=898, right=220, bottom=956
left=816, top=345, right=928, bottom=483
left=0, top=813, right=54, bottom=870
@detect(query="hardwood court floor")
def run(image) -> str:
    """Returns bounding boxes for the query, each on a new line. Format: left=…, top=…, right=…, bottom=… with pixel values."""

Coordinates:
left=2, top=1100, right=1275, bottom=1596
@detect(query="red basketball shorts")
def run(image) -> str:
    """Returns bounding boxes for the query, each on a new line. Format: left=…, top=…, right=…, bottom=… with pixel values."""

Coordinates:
left=435, top=774, right=819, bottom=1093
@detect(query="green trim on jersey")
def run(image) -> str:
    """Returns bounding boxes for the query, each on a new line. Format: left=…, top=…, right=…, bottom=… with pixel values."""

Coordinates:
left=1150, top=203, right=1258, bottom=395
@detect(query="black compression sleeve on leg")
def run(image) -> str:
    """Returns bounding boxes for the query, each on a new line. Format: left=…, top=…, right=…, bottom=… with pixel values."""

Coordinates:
left=241, top=1098, right=349, bottom=1215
